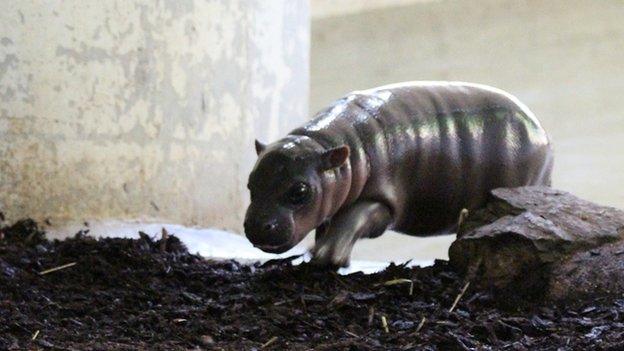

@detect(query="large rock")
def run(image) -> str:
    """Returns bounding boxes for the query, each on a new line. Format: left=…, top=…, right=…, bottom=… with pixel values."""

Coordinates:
left=449, top=186, right=624, bottom=301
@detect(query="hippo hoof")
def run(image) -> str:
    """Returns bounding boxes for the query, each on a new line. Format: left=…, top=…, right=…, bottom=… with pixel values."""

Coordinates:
left=311, top=246, right=350, bottom=268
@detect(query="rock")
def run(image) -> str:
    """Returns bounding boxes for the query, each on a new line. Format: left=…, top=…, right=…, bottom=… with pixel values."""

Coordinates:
left=449, top=186, right=624, bottom=300
left=549, top=240, right=624, bottom=300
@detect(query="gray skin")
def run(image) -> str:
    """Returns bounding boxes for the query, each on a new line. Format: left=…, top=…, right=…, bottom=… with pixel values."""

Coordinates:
left=244, top=81, right=553, bottom=267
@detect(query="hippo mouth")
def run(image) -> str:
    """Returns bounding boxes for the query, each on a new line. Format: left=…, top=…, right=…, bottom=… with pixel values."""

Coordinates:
left=254, top=243, right=292, bottom=254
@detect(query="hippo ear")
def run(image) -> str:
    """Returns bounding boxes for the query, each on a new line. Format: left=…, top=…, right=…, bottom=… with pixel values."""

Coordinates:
left=320, top=145, right=350, bottom=170
left=254, top=139, right=267, bottom=155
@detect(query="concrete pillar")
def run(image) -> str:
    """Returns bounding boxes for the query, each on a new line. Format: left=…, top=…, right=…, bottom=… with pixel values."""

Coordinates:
left=0, top=0, right=309, bottom=231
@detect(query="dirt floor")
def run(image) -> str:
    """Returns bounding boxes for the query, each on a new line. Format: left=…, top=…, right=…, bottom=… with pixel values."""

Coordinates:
left=1, top=219, right=623, bottom=350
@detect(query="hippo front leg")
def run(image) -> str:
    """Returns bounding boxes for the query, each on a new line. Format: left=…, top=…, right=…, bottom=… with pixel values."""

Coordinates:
left=312, top=201, right=392, bottom=267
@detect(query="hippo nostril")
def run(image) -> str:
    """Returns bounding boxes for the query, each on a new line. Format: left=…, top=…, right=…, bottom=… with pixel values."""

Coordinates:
left=263, top=223, right=277, bottom=232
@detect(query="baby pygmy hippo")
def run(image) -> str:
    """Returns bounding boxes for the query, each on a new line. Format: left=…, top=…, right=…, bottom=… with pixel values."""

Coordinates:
left=244, top=81, right=553, bottom=266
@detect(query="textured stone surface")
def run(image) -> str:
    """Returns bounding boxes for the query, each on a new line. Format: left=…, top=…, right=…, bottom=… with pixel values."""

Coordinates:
left=0, top=1, right=309, bottom=230
left=449, top=186, right=624, bottom=300
left=549, top=240, right=624, bottom=301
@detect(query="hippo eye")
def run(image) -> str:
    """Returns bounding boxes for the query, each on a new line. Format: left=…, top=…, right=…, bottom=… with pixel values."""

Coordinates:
left=286, top=182, right=311, bottom=206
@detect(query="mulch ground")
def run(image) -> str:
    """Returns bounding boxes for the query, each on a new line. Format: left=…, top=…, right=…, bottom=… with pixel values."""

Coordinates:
left=1, top=219, right=623, bottom=350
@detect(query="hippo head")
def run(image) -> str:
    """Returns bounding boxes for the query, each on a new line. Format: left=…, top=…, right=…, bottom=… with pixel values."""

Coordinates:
left=244, top=137, right=349, bottom=253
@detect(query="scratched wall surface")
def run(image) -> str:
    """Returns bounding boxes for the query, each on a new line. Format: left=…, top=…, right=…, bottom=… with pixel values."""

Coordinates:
left=0, top=1, right=309, bottom=231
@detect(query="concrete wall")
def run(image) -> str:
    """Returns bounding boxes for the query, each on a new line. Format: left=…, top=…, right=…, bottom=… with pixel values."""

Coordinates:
left=0, top=1, right=309, bottom=231
left=312, top=0, right=624, bottom=209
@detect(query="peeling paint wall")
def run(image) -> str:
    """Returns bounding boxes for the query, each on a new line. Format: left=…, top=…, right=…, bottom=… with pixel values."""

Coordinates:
left=0, top=1, right=309, bottom=231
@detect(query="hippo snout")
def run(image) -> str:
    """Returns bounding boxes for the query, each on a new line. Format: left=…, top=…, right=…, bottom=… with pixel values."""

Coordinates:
left=244, top=212, right=293, bottom=253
